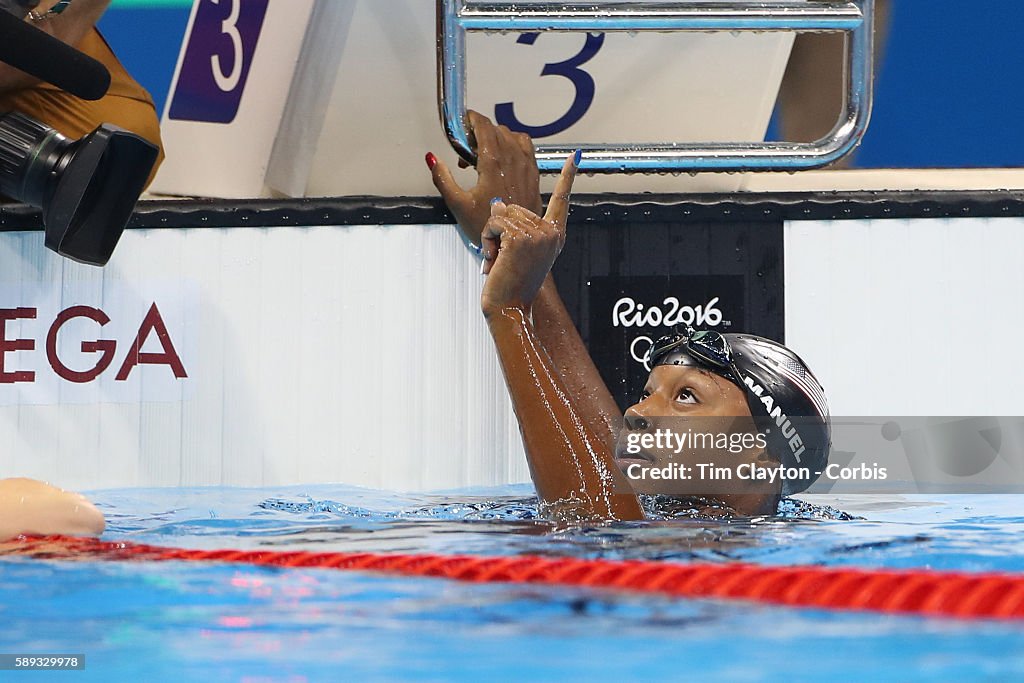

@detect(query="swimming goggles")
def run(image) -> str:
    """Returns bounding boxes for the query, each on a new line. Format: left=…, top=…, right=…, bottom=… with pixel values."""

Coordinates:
left=647, top=325, right=747, bottom=388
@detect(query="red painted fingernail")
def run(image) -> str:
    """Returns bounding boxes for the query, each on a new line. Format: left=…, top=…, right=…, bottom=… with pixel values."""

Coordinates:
left=425, top=152, right=437, bottom=170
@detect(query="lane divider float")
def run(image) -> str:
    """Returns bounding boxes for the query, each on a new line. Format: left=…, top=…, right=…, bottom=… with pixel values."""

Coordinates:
left=4, top=535, right=1024, bottom=620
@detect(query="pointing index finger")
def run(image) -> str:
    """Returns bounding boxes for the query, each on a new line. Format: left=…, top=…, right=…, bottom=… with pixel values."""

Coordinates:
left=543, top=149, right=581, bottom=229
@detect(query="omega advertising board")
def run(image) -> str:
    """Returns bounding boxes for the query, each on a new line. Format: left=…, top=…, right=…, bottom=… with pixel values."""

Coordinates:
left=552, top=219, right=785, bottom=411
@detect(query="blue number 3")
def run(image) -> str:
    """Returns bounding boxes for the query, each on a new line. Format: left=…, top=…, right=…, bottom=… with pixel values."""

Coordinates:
left=495, top=32, right=606, bottom=139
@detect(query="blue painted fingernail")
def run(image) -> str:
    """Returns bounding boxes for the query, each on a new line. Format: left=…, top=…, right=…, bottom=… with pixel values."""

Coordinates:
left=490, top=197, right=502, bottom=205
left=573, top=149, right=582, bottom=166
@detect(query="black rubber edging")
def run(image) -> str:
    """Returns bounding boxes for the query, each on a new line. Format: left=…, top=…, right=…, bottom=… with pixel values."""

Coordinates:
left=2, top=189, right=1024, bottom=231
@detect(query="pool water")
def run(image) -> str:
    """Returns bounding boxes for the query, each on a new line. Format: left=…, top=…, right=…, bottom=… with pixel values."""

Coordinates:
left=2, top=486, right=1023, bottom=682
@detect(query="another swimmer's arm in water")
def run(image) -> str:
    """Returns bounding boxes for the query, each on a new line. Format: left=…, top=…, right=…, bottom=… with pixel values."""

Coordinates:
left=0, top=477, right=105, bottom=541
left=428, top=112, right=622, bottom=447
left=480, top=155, right=643, bottom=521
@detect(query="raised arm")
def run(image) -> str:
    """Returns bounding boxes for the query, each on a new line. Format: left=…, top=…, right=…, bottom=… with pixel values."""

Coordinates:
left=531, top=275, right=623, bottom=445
left=479, top=157, right=643, bottom=522
left=428, top=112, right=621, bottom=447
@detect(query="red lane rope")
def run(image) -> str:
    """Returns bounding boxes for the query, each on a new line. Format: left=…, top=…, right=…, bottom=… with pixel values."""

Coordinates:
left=4, top=535, right=1024, bottom=620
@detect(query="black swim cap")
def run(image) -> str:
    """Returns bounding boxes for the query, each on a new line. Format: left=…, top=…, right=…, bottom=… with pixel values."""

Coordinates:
left=652, top=333, right=831, bottom=494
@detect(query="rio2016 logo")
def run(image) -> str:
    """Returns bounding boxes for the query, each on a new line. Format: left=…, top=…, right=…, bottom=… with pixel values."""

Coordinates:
left=611, top=296, right=726, bottom=369
left=168, top=0, right=270, bottom=124
left=612, top=296, right=724, bottom=329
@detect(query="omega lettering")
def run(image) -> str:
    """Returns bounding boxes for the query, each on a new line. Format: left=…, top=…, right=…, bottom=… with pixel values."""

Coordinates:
left=0, top=308, right=36, bottom=383
left=0, top=303, right=187, bottom=384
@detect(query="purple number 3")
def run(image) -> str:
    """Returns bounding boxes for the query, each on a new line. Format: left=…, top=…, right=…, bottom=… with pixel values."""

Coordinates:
left=210, top=0, right=244, bottom=92
left=495, top=32, right=606, bottom=139
left=168, top=0, right=269, bottom=124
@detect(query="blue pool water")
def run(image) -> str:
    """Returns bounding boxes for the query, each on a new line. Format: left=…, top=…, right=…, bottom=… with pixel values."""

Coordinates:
left=1, top=486, right=1023, bottom=682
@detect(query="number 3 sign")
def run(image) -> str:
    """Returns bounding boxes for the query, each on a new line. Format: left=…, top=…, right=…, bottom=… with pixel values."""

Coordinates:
left=495, top=32, right=605, bottom=138
left=169, top=0, right=270, bottom=124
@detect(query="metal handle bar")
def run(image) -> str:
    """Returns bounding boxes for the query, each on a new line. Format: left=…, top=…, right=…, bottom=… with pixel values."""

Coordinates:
left=437, top=1, right=874, bottom=172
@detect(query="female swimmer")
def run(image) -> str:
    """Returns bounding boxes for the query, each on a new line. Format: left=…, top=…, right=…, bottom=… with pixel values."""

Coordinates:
left=427, top=112, right=830, bottom=521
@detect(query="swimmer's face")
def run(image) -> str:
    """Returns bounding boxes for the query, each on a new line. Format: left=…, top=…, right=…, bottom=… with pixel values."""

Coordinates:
left=631, top=364, right=750, bottom=419
left=613, top=364, right=777, bottom=499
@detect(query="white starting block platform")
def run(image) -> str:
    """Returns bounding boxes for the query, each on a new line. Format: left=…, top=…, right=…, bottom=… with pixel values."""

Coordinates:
left=150, top=0, right=795, bottom=199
